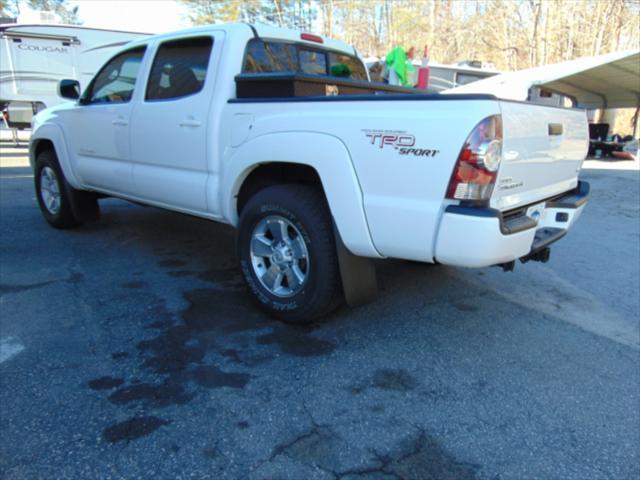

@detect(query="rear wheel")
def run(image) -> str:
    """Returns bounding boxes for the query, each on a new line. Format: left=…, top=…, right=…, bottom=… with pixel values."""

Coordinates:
left=237, top=184, right=343, bottom=323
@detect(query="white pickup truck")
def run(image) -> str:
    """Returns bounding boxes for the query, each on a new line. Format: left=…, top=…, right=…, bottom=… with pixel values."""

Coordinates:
left=29, top=23, right=589, bottom=323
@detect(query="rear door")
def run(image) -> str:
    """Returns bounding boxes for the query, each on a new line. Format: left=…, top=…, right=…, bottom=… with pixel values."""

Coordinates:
left=129, top=34, right=218, bottom=213
left=491, top=101, right=588, bottom=211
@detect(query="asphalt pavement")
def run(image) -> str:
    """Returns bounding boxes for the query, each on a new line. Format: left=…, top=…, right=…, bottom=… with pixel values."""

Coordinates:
left=1, top=138, right=638, bottom=479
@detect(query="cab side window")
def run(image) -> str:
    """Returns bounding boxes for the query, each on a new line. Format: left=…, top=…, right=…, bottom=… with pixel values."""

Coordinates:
left=146, top=36, right=213, bottom=101
left=86, top=47, right=146, bottom=104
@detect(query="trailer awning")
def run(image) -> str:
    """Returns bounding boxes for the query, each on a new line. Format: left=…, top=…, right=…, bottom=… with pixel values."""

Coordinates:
left=446, top=50, right=640, bottom=109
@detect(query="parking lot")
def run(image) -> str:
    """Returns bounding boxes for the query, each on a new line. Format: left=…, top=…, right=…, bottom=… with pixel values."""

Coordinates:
left=1, top=137, right=638, bottom=479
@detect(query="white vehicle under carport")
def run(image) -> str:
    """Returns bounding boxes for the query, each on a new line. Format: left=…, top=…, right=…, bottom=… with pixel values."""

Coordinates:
left=29, top=23, right=590, bottom=322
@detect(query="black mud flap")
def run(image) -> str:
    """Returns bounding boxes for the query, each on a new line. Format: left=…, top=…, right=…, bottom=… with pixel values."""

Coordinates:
left=333, top=224, right=378, bottom=307
left=65, top=182, right=100, bottom=223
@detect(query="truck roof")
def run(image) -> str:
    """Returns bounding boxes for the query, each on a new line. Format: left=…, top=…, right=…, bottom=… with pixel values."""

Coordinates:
left=126, top=23, right=357, bottom=57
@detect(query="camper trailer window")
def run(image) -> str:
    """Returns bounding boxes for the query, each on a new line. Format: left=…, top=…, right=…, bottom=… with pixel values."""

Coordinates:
left=86, top=47, right=146, bottom=105
left=146, top=36, right=213, bottom=101
left=455, top=72, right=485, bottom=86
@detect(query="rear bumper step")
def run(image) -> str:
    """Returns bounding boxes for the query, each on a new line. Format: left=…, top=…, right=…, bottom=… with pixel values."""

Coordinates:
left=546, top=181, right=590, bottom=209
left=435, top=181, right=589, bottom=268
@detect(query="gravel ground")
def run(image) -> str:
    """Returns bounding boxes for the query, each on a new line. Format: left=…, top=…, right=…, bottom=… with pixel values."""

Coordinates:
left=1, top=139, right=638, bottom=479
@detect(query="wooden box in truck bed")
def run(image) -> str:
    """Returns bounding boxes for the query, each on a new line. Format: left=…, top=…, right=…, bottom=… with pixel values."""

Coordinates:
left=235, top=72, right=422, bottom=98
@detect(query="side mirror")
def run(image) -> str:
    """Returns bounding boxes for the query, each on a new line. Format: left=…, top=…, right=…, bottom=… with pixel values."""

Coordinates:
left=58, top=79, right=81, bottom=100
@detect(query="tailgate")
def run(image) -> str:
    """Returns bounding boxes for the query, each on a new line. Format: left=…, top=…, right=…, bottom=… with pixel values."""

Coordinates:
left=491, top=101, right=588, bottom=211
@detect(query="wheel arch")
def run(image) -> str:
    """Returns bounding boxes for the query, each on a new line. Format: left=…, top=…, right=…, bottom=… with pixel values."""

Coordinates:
left=221, top=132, right=381, bottom=258
left=236, top=163, right=324, bottom=216
left=30, top=124, right=81, bottom=189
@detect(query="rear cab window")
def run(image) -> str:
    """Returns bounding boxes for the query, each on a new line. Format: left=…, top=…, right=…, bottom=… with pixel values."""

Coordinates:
left=146, top=36, right=213, bottom=101
left=242, top=38, right=367, bottom=81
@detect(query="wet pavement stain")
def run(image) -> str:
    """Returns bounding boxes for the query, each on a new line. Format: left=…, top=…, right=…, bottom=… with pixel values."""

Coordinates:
left=372, top=369, right=418, bottom=392
left=379, top=430, right=479, bottom=480
left=158, top=259, right=188, bottom=268
left=196, top=264, right=244, bottom=288
left=182, top=288, right=268, bottom=332
left=122, top=280, right=146, bottom=290
left=108, top=380, right=193, bottom=408
left=352, top=369, right=420, bottom=394
left=103, top=416, right=170, bottom=443
left=220, top=348, right=275, bottom=367
left=88, top=376, right=124, bottom=390
left=329, top=430, right=479, bottom=479
left=1, top=271, right=87, bottom=295
left=92, top=270, right=266, bottom=443
left=167, top=270, right=196, bottom=278
left=271, top=425, right=341, bottom=465
left=453, top=302, right=479, bottom=312
left=191, top=365, right=252, bottom=389
left=203, top=447, right=219, bottom=459
left=256, top=327, right=335, bottom=357
left=137, top=325, right=206, bottom=375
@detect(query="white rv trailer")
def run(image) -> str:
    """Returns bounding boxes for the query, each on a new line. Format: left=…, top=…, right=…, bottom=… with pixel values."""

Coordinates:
left=425, top=61, right=500, bottom=92
left=0, top=24, right=150, bottom=129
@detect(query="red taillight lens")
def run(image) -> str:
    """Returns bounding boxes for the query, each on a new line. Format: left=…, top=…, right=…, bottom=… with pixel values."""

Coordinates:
left=446, top=115, right=503, bottom=201
left=300, top=33, right=323, bottom=44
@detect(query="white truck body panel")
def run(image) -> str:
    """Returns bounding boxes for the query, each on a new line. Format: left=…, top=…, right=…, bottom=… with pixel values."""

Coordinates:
left=222, top=98, right=501, bottom=261
left=492, top=101, right=588, bottom=211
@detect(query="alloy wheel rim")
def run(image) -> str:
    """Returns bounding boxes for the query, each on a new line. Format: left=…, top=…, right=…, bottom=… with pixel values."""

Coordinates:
left=40, top=166, right=61, bottom=215
left=249, top=215, right=309, bottom=298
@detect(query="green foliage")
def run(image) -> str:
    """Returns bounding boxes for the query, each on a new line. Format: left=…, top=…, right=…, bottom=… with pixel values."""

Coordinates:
left=179, top=0, right=314, bottom=30
left=26, top=0, right=82, bottom=25
left=0, top=0, right=20, bottom=19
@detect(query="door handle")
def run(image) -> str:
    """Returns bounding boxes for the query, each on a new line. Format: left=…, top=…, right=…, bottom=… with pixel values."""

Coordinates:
left=179, top=118, right=201, bottom=128
left=548, top=123, right=563, bottom=136
left=112, top=118, right=128, bottom=126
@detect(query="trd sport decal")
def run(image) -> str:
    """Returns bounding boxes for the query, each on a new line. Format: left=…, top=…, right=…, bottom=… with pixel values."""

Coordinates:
left=363, top=129, right=440, bottom=157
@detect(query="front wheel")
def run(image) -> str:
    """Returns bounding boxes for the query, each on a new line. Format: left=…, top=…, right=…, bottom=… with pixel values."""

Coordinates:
left=237, top=184, right=343, bottom=323
left=34, top=149, right=80, bottom=229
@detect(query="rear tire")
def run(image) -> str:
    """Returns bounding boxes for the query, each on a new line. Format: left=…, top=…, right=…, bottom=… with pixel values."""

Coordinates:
left=34, top=149, right=97, bottom=229
left=237, top=184, right=343, bottom=324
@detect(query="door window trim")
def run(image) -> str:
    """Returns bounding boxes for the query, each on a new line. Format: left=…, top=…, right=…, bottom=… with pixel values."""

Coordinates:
left=81, top=45, right=147, bottom=106
left=144, top=35, right=214, bottom=103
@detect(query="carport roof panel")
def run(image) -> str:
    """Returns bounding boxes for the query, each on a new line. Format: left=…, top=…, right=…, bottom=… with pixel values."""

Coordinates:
left=446, top=50, right=640, bottom=109
left=536, top=50, right=640, bottom=109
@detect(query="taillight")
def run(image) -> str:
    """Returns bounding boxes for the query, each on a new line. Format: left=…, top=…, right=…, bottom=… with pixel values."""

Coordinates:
left=446, top=115, right=503, bottom=201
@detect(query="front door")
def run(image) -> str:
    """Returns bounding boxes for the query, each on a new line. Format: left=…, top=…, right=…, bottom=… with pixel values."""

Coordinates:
left=129, top=34, right=217, bottom=213
left=65, top=46, right=147, bottom=195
